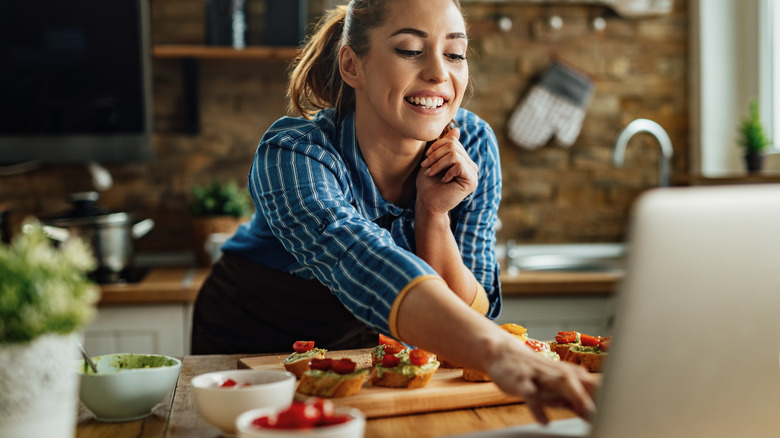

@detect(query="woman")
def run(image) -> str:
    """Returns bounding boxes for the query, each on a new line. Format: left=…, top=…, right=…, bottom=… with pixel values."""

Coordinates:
left=192, top=0, right=598, bottom=423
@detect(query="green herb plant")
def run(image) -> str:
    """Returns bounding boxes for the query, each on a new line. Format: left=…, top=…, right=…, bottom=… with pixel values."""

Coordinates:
left=0, top=220, right=99, bottom=344
left=737, top=99, right=772, bottom=153
left=190, top=180, right=253, bottom=218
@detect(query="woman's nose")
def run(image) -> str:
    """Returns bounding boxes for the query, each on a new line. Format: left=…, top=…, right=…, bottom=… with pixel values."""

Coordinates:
left=422, top=55, right=448, bottom=84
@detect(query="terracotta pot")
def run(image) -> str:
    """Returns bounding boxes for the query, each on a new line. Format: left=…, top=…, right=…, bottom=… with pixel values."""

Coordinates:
left=190, top=216, right=245, bottom=266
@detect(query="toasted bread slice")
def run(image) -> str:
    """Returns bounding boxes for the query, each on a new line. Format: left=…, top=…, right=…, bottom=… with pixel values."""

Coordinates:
left=296, top=369, right=368, bottom=398
left=368, top=365, right=438, bottom=388
left=461, top=368, right=491, bottom=382
left=563, top=349, right=605, bottom=372
left=549, top=342, right=574, bottom=359
left=283, top=350, right=326, bottom=379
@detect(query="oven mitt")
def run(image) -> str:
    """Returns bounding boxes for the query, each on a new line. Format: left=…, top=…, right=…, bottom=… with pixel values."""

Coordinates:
left=507, top=61, right=594, bottom=150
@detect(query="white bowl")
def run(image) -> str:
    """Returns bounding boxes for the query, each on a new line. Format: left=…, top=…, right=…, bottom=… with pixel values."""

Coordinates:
left=76, top=353, right=182, bottom=422
left=192, top=369, right=296, bottom=435
left=236, top=404, right=366, bottom=438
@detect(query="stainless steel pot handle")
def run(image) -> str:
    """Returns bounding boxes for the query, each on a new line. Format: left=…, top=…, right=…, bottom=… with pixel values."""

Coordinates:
left=41, top=225, right=71, bottom=242
left=132, top=218, right=155, bottom=239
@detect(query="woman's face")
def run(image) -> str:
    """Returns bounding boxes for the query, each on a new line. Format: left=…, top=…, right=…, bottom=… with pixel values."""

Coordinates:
left=352, top=0, right=469, bottom=143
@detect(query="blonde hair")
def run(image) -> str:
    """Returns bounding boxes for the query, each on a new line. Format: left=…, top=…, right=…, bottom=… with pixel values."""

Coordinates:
left=288, top=0, right=464, bottom=119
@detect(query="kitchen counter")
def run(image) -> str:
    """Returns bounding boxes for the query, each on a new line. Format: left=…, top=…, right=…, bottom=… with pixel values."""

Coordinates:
left=96, top=267, right=621, bottom=305
left=97, top=267, right=208, bottom=304
left=500, top=271, right=622, bottom=296
left=75, top=354, right=579, bottom=438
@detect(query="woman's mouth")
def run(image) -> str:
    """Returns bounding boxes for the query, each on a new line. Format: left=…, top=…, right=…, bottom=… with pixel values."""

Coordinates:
left=405, top=96, right=445, bottom=109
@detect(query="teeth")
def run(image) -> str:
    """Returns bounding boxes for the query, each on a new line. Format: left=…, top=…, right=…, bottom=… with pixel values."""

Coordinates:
left=407, top=96, right=444, bottom=109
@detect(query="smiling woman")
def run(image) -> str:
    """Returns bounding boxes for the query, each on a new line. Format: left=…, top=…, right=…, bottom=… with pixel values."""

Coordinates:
left=190, top=0, right=599, bottom=425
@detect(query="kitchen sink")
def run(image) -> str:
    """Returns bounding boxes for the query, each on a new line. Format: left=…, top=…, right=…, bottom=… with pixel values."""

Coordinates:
left=502, top=242, right=627, bottom=274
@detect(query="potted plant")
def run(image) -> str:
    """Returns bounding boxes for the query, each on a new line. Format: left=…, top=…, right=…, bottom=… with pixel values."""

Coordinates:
left=737, top=99, right=772, bottom=173
left=0, top=220, right=99, bottom=437
left=189, top=180, right=253, bottom=266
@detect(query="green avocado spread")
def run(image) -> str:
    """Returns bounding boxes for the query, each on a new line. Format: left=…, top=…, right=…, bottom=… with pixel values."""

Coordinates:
left=83, top=354, right=177, bottom=375
left=283, top=348, right=327, bottom=364
left=569, top=345, right=605, bottom=355
left=375, top=349, right=440, bottom=379
left=304, top=368, right=369, bottom=380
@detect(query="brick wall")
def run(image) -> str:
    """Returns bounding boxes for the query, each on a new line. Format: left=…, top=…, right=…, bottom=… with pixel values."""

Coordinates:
left=0, top=0, right=688, bottom=254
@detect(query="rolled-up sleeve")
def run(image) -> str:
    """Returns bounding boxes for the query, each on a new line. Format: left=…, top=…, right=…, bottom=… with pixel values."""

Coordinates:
left=249, top=121, right=437, bottom=333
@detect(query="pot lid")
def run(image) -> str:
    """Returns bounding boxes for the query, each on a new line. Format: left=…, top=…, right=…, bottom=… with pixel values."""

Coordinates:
left=41, top=191, right=134, bottom=227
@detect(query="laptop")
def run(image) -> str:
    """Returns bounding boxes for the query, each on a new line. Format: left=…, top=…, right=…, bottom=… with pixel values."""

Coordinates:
left=453, top=183, right=780, bottom=438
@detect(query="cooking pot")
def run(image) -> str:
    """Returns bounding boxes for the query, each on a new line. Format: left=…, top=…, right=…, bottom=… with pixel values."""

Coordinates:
left=40, top=192, right=154, bottom=283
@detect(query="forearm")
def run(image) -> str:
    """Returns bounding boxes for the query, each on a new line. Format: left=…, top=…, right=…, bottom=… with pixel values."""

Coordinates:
left=414, top=209, right=478, bottom=306
left=391, top=278, right=521, bottom=372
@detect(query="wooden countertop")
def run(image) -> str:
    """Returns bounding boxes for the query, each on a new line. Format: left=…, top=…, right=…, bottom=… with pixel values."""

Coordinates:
left=97, top=267, right=208, bottom=305
left=500, top=271, right=622, bottom=296
left=75, top=354, right=579, bottom=438
left=96, top=267, right=621, bottom=305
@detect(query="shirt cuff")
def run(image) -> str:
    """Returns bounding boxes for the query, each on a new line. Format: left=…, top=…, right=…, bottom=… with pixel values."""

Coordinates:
left=470, top=282, right=490, bottom=315
left=388, top=275, right=447, bottom=340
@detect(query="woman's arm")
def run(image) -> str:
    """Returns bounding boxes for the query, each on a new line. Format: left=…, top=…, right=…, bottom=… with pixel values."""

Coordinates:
left=392, top=278, right=600, bottom=424
left=415, top=118, right=502, bottom=315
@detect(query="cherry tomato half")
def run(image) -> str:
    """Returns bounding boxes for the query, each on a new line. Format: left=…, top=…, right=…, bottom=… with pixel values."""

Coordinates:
left=383, top=343, right=404, bottom=354
left=525, top=339, right=549, bottom=353
left=409, top=348, right=432, bottom=366
left=378, top=334, right=397, bottom=346
left=332, top=358, right=357, bottom=375
left=220, top=378, right=237, bottom=387
left=555, top=331, right=578, bottom=344
left=580, top=334, right=600, bottom=347
left=381, top=354, right=401, bottom=368
left=293, top=340, right=315, bottom=353
left=309, top=358, right=333, bottom=371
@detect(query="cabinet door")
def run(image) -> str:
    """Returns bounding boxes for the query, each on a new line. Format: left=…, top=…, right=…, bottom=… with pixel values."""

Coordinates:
left=83, top=303, right=193, bottom=357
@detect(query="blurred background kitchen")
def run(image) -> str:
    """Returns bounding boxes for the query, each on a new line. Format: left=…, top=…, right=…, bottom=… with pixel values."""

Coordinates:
left=1, top=0, right=778, bottom=355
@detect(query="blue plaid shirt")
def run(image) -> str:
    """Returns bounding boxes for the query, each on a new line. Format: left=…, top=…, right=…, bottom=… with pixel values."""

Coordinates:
left=222, top=107, right=502, bottom=333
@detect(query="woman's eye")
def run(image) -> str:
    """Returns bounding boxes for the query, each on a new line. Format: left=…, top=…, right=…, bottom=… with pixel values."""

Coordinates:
left=395, top=48, right=422, bottom=57
left=446, top=53, right=467, bottom=62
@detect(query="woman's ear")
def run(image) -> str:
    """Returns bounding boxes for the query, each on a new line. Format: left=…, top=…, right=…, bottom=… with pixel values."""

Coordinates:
left=339, top=45, right=363, bottom=89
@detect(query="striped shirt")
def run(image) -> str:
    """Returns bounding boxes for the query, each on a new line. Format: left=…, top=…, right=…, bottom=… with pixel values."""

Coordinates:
left=222, top=107, right=502, bottom=333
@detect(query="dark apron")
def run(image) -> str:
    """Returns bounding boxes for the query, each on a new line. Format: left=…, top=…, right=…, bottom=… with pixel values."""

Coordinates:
left=190, top=252, right=379, bottom=354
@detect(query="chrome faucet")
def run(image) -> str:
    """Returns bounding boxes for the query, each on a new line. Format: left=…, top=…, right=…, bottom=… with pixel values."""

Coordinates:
left=613, top=119, right=674, bottom=187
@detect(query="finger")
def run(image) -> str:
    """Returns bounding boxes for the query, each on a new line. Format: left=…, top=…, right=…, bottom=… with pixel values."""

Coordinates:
left=520, top=383, right=550, bottom=425
left=423, top=150, right=458, bottom=176
left=426, top=128, right=460, bottom=155
left=543, top=371, right=597, bottom=421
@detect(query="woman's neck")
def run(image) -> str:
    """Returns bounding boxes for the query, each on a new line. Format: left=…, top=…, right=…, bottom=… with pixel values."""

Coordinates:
left=354, top=121, right=426, bottom=207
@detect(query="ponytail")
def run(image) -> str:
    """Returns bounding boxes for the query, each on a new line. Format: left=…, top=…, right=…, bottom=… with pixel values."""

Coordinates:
left=288, top=6, right=349, bottom=119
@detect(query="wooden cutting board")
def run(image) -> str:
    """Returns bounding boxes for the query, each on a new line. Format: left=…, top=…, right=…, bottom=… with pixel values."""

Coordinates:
left=238, top=348, right=523, bottom=418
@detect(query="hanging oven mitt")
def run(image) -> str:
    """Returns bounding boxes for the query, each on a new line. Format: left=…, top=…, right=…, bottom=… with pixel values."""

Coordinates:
left=507, top=61, right=594, bottom=150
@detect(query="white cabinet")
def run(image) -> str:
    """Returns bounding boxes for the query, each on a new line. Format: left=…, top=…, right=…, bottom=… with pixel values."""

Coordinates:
left=83, top=303, right=193, bottom=357
left=495, top=295, right=616, bottom=340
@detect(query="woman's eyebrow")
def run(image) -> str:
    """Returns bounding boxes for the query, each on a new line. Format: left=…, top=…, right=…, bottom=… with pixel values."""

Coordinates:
left=389, top=28, right=467, bottom=40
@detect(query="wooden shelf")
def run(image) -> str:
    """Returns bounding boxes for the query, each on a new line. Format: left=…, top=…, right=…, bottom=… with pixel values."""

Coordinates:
left=153, top=44, right=299, bottom=61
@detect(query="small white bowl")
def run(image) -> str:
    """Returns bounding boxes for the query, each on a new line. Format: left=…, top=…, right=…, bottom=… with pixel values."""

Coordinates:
left=192, top=369, right=296, bottom=436
left=236, top=404, right=366, bottom=438
left=77, top=353, right=181, bottom=422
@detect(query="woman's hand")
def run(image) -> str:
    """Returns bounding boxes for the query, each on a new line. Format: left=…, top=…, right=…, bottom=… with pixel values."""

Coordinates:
left=486, top=335, right=600, bottom=424
left=416, top=127, right=479, bottom=216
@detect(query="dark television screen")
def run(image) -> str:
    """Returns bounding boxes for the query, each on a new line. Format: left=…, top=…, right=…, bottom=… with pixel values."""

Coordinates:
left=0, top=0, right=153, bottom=164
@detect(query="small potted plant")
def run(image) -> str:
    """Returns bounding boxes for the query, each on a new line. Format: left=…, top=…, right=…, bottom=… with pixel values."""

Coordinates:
left=189, top=180, right=253, bottom=266
left=0, top=220, right=99, bottom=437
left=737, top=99, right=772, bottom=173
